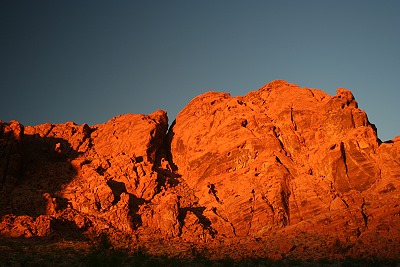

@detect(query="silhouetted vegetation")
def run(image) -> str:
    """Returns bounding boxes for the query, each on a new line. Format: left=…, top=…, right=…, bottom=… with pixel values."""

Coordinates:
left=1, top=235, right=400, bottom=267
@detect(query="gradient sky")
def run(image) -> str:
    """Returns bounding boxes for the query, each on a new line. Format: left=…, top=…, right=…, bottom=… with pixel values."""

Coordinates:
left=1, top=1, right=399, bottom=141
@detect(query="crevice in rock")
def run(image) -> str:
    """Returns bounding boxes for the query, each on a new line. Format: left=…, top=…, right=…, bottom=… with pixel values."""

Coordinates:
left=43, top=123, right=54, bottom=137
left=247, top=189, right=256, bottom=235
left=339, top=142, right=353, bottom=188
left=340, top=142, right=348, bottom=174
left=151, top=119, right=183, bottom=195
left=178, top=206, right=217, bottom=237
left=158, top=120, right=179, bottom=173
left=341, top=196, right=349, bottom=208
left=272, top=126, right=285, bottom=151
left=211, top=207, right=237, bottom=236
left=207, top=183, right=222, bottom=203
left=280, top=190, right=291, bottom=226
left=361, top=199, right=368, bottom=228
left=290, top=104, right=297, bottom=131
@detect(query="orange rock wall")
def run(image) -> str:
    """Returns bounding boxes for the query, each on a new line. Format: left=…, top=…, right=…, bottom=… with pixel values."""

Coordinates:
left=1, top=81, right=400, bottom=259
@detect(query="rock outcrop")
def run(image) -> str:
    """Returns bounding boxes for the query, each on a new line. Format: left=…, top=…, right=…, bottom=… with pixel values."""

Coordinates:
left=169, top=81, right=381, bottom=234
left=1, top=80, right=400, bottom=261
left=0, top=110, right=169, bottom=238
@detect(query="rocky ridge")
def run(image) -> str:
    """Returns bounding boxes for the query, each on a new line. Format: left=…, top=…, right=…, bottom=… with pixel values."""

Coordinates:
left=1, top=80, right=400, bottom=261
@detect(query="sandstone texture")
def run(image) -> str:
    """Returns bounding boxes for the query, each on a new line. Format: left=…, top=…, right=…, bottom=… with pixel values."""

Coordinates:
left=1, top=80, right=400, bottom=262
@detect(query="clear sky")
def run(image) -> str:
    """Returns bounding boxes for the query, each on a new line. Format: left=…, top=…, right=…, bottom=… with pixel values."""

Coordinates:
left=1, top=1, right=399, bottom=141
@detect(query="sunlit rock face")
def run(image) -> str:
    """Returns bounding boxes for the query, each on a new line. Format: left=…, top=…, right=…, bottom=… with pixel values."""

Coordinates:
left=1, top=80, right=400, bottom=260
left=169, top=80, right=400, bottom=256
left=170, top=81, right=380, bottom=228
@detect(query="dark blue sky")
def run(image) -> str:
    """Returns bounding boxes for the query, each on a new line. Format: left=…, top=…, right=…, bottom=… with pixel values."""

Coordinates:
left=1, top=1, right=399, bottom=141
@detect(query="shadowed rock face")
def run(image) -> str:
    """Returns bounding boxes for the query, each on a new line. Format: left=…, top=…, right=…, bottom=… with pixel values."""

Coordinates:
left=0, top=110, right=170, bottom=238
left=1, top=80, right=400, bottom=260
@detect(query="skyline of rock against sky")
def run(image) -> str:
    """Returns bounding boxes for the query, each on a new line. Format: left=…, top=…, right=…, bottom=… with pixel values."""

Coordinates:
left=1, top=1, right=399, bottom=141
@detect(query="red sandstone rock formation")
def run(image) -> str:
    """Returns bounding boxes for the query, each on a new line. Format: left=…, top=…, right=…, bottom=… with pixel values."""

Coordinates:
left=1, top=80, right=400, bottom=261
left=0, top=110, right=169, bottom=238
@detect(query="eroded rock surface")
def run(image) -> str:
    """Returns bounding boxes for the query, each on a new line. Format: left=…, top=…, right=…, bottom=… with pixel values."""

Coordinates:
left=168, top=80, right=400, bottom=257
left=0, top=110, right=169, bottom=239
left=1, top=81, right=400, bottom=261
